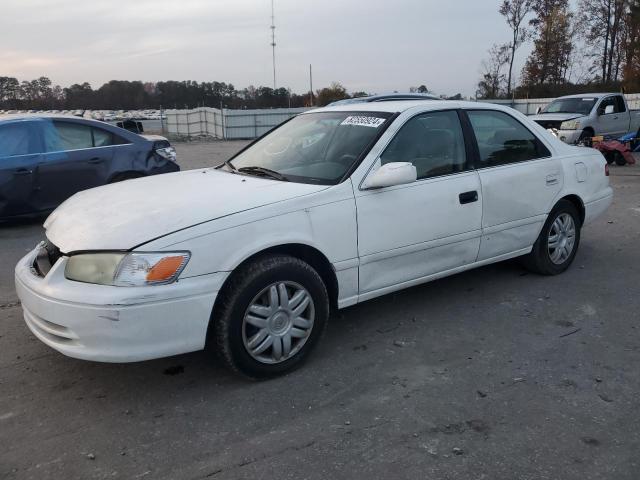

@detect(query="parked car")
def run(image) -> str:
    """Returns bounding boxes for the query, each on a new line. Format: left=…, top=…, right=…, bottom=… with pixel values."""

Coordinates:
left=328, top=92, right=440, bottom=106
left=530, top=93, right=640, bottom=144
left=15, top=101, right=612, bottom=378
left=0, top=115, right=179, bottom=220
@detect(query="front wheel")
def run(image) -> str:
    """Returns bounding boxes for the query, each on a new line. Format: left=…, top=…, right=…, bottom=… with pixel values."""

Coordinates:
left=522, top=200, right=581, bottom=275
left=210, top=255, right=329, bottom=379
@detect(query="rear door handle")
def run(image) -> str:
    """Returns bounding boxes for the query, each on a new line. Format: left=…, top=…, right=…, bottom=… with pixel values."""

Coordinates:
left=459, top=190, right=478, bottom=204
left=13, top=168, right=33, bottom=176
left=546, top=174, right=559, bottom=186
left=88, top=157, right=104, bottom=164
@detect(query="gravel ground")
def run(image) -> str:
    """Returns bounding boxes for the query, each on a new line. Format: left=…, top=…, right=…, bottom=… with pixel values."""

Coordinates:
left=0, top=141, right=639, bottom=480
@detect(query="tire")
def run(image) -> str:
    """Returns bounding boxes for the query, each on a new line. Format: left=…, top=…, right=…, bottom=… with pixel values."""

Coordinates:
left=604, top=153, right=615, bottom=165
left=578, top=129, right=593, bottom=145
left=109, top=172, right=144, bottom=183
left=613, top=151, right=627, bottom=166
left=522, top=200, right=581, bottom=275
left=210, top=255, right=329, bottom=379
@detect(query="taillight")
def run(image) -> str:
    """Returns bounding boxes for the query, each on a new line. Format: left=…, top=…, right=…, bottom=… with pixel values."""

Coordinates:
left=605, top=164, right=610, bottom=176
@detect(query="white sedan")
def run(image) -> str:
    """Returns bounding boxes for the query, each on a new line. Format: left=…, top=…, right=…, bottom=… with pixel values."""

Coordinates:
left=15, top=101, right=613, bottom=378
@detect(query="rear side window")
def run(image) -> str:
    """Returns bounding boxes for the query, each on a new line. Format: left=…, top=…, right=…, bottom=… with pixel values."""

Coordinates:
left=93, top=128, right=114, bottom=147
left=467, top=110, right=550, bottom=168
left=44, top=122, right=130, bottom=152
left=0, top=123, right=41, bottom=157
left=48, top=122, right=93, bottom=151
left=615, top=96, right=626, bottom=113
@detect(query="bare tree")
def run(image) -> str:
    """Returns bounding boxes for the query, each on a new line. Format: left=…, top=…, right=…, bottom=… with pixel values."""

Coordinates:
left=578, top=0, right=629, bottom=82
left=477, top=44, right=511, bottom=98
left=500, top=0, right=533, bottom=96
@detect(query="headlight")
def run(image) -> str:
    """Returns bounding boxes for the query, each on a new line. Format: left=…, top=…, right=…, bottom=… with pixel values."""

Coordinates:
left=65, top=252, right=190, bottom=286
left=560, top=119, right=581, bottom=130
left=155, top=146, right=177, bottom=162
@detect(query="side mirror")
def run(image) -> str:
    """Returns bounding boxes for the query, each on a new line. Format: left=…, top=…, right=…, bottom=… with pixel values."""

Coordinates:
left=604, top=105, right=615, bottom=115
left=536, top=106, right=542, bottom=114
left=362, top=162, right=417, bottom=189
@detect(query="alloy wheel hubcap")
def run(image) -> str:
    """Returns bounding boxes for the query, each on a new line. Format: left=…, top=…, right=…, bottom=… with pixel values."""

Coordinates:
left=242, top=281, right=315, bottom=364
left=548, top=213, right=576, bottom=265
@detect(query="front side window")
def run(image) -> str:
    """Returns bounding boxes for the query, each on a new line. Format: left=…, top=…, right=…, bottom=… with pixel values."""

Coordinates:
left=0, top=122, right=41, bottom=157
left=467, top=110, right=549, bottom=168
left=380, top=110, right=467, bottom=179
left=228, top=111, right=393, bottom=184
left=598, top=97, right=618, bottom=114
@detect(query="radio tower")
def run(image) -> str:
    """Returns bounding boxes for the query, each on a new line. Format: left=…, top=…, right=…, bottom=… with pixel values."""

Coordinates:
left=270, top=0, right=276, bottom=90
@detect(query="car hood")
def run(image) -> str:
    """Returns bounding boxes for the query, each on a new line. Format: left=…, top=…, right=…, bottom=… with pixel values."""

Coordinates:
left=529, top=113, right=584, bottom=123
left=44, top=168, right=328, bottom=252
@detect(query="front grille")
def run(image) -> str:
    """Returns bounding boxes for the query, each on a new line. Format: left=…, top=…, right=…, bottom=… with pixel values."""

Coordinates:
left=534, top=120, right=563, bottom=130
left=33, top=241, right=63, bottom=278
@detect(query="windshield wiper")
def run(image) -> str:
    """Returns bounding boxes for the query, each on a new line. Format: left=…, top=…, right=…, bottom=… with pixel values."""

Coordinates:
left=237, top=166, right=289, bottom=181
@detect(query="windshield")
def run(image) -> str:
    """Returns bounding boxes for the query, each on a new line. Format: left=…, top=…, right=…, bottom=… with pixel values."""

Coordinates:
left=541, top=97, right=597, bottom=115
left=227, top=111, right=393, bottom=184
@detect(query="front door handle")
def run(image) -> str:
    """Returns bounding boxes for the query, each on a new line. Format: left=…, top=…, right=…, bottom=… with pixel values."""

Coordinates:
left=88, top=157, right=104, bottom=164
left=13, top=168, right=33, bottom=176
left=459, top=190, right=478, bottom=204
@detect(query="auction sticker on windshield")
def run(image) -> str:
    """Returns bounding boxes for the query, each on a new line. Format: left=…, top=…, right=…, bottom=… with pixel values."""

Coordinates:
left=341, top=116, right=386, bottom=128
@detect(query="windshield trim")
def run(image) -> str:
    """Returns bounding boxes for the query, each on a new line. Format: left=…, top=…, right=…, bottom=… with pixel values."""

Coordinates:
left=221, top=110, right=399, bottom=186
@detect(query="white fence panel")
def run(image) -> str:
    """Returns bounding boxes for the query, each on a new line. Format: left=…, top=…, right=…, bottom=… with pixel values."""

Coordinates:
left=165, top=107, right=310, bottom=139
left=166, top=94, right=640, bottom=139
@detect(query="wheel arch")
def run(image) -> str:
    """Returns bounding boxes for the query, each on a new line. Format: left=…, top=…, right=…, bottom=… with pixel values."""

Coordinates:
left=212, top=243, right=339, bottom=320
left=557, top=194, right=585, bottom=226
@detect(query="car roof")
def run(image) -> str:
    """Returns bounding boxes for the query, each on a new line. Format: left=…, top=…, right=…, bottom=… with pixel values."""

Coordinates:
left=556, top=93, right=618, bottom=99
left=309, top=100, right=504, bottom=114
left=0, top=113, right=97, bottom=124
left=328, top=93, right=439, bottom=106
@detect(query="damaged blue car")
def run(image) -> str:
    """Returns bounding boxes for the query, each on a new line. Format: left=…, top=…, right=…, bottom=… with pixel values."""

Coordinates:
left=0, top=115, right=179, bottom=220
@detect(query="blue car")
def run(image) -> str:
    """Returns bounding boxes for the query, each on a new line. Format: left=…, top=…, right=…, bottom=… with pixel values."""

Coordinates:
left=0, top=115, right=179, bottom=220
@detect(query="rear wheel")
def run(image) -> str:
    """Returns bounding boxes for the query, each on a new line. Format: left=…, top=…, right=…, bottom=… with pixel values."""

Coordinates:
left=613, top=151, right=627, bottom=166
left=210, top=255, right=329, bottom=379
left=522, top=200, right=581, bottom=275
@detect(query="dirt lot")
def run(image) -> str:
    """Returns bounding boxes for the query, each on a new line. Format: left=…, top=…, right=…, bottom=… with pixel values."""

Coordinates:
left=1, top=141, right=639, bottom=480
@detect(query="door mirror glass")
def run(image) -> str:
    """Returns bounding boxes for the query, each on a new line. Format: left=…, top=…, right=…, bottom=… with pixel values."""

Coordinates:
left=362, top=162, right=417, bottom=189
left=604, top=104, right=615, bottom=115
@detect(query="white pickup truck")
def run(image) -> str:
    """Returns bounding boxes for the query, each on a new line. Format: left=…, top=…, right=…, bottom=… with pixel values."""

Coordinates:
left=530, top=93, right=640, bottom=144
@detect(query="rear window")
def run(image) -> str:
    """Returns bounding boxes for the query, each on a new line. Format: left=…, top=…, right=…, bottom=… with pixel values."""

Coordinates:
left=0, top=123, right=41, bottom=157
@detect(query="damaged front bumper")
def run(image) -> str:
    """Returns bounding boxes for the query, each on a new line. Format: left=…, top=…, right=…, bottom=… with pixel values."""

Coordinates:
left=14, top=246, right=225, bottom=362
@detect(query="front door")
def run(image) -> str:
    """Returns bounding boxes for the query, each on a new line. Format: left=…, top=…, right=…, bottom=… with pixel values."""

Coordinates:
left=0, top=121, right=42, bottom=217
left=354, top=109, right=483, bottom=297
left=597, top=96, right=628, bottom=137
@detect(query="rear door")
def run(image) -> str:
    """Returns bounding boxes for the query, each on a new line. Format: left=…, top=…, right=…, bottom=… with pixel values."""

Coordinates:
left=464, top=109, right=562, bottom=261
left=37, top=120, right=115, bottom=210
left=0, top=121, right=43, bottom=218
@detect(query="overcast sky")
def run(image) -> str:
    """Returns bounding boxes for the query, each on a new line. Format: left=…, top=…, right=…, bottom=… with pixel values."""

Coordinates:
left=1, top=0, right=535, bottom=97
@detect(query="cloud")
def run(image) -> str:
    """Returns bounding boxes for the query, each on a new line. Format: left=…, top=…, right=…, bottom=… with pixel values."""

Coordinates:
left=1, top=0, right=528, bottom=96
